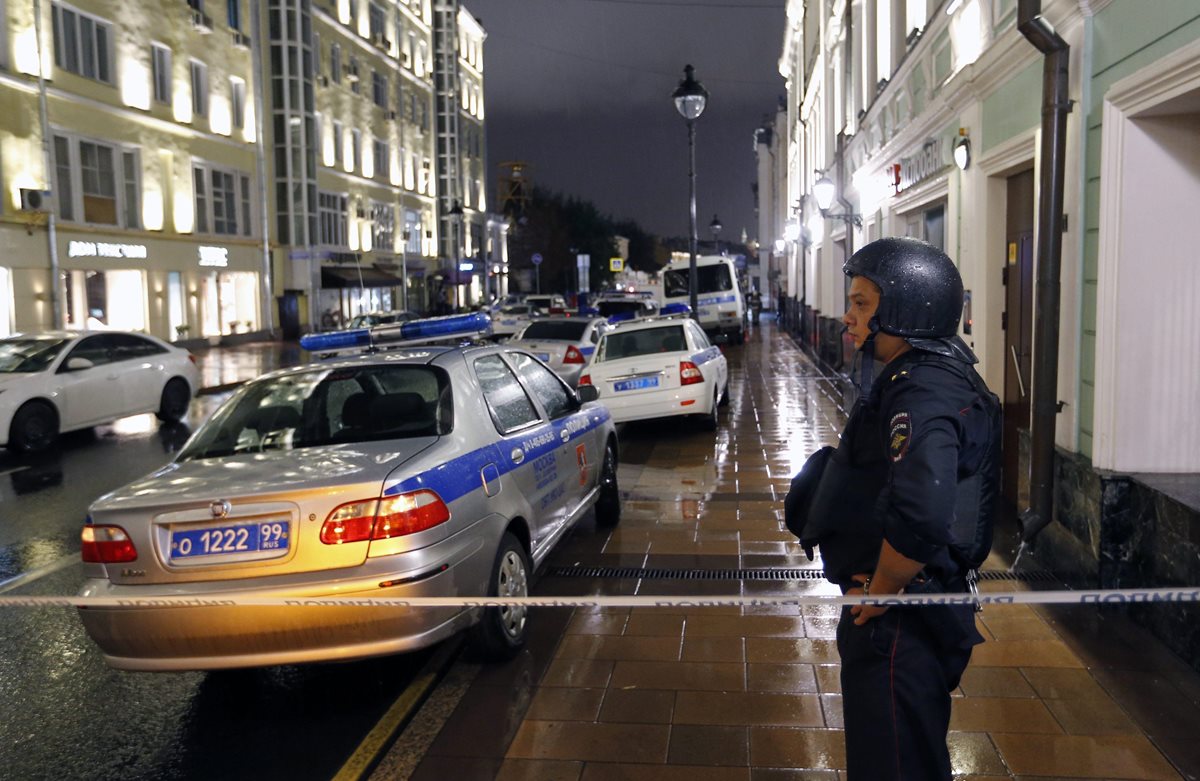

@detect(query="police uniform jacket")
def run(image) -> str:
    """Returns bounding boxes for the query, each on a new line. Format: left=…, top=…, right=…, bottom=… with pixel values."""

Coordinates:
left=803, top=349, right=1001, bottom=595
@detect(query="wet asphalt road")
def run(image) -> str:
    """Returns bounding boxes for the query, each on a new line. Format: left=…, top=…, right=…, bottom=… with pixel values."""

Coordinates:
left=0, top=397, right=432, bottom=781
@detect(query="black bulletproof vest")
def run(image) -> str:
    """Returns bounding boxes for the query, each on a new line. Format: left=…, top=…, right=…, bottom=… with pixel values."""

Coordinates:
left=801, top=353, right=1001, bottom=587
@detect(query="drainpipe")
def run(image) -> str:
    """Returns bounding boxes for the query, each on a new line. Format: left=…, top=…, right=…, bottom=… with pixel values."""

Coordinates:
left=33, top=0, right=62, bottom=328
left=1017, top=0, right=1072, bottom=546
left=250, top=0, right=274, bottom=336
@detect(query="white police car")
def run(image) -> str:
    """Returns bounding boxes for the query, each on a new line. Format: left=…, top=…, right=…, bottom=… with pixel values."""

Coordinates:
left=579, top=308, right=729, bottom=430
left=509, top=316, right=609, bottom=388
left=77, top=314, right=620, bottom=670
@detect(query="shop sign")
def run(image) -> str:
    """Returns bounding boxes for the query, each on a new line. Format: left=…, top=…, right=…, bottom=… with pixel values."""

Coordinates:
left=198, top=246, right=229, bottom=267
left=67, top=240, right=147, bottom=259
left=894, top=138, right=945, bottom=194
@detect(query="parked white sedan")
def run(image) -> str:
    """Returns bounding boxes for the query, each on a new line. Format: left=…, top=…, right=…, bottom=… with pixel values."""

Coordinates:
left=579, top=316, right=728, bottom=430
left=0, top=331, right=200, bottom=452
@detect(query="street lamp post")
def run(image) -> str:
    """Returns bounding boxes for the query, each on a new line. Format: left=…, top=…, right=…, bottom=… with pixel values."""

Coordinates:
left=673, top=64, right=708, bottom=320
left=708, top=213, right=723, bottom=255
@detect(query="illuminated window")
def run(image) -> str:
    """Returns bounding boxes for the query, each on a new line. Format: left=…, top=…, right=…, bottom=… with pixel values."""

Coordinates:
left=318, top=191, right=348, bottom=246
left=51, top=3, right=113, bottom=84
left=151, top=45, right=172, bottom=104
left=190, top=60, right=209, bottom=117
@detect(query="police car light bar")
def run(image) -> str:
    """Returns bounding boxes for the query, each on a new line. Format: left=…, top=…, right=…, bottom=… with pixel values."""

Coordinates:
left=301, top=312, right=492, bottom=353
left=605, top=302, right=692, bottom=326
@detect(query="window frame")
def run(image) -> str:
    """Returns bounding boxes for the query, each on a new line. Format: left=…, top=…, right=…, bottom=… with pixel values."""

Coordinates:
left=473, top=353, right=542, bottom=435
left=192, top=160, right=254, bottom=237
left=189, top=59, right=209, bottom=118
left=150, top=43, right=172, bottom=105
left=51, top=131, right=140, bottom=229
left=318, top=190, right=349, bottom=247
left=51, top=2, right=114, bottom=85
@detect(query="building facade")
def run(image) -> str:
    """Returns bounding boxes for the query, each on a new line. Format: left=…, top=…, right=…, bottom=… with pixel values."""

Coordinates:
left=771, top=0, right=1200, bottom=666
left=0, top=0, right=491, bottom=341
left=1, top=0, right=268, bottom=342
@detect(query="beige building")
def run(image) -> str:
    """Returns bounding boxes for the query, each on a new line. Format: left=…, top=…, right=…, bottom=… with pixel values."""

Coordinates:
left=272, top=0, right=440, bottom=332
left=1, top=0, right=268, bottom=342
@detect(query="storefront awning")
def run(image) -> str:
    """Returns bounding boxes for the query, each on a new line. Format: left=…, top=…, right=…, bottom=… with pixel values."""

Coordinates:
left=321, top=266, right=404, bottom=289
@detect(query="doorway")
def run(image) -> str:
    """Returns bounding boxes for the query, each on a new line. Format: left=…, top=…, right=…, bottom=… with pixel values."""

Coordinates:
left=1002, top=169, right=1035, bottom=508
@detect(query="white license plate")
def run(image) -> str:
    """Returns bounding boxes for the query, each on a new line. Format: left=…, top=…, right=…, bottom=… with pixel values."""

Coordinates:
left=171, top=521, right=290, bottom=560
left=613, top=376, right=660, bottom=392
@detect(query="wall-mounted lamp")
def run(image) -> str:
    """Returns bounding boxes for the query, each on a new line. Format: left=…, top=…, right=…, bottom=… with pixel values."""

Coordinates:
left=953, top=131, right=972, bottom=171
left=812, top=175, right=862, bottom=228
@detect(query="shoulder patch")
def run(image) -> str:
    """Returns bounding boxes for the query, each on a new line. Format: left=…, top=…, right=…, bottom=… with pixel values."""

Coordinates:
left=888, top=412, right=911, bottom=462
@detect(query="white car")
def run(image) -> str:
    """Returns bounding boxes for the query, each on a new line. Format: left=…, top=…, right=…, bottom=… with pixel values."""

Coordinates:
left=509, top=316, right=609, bottom=387
left=0, top=331, right=200, bottom=453
left=491, top=304, right=542, bottom=340
left=579, top=316, right=728, bottom=430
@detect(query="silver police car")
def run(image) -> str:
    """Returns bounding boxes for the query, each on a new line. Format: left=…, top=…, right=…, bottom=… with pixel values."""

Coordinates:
left=77, top=337, right=619, bottom=670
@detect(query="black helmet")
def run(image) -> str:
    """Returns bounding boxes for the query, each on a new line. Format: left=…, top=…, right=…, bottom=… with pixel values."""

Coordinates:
left=844, top=236, right=977, bottom=363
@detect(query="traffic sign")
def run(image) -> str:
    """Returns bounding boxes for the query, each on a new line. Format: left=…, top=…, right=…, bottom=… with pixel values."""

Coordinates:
left=531, top=252, right=543, bottom=265
left=609, top=257, right=624, bottom=272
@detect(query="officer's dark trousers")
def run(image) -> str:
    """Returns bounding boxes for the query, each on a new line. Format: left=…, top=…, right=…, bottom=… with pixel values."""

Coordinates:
left=836, top=606, right=973, bottom=780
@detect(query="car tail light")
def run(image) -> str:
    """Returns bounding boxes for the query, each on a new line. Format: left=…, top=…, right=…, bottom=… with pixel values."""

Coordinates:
left=81, top=525, right=138, bottom=563
left=320, top=491, right=450, bottom=544
left=564, top=345, right=585, bottom=364
left=680, top=361, right=704, bottom=385
left=321, top=500, right=378, bottom=543
left=578, top=374, right=592, bottom=386
left=372, top=490, right=450, bottom=539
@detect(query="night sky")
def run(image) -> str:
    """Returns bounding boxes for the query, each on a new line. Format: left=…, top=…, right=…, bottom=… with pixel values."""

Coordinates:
left=462, top=0, right=787, bottom=242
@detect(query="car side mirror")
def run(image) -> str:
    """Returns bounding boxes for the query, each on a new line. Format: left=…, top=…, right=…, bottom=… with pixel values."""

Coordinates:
left=577, top=385, right=600, bottom=403
left=65, top=357, right=95, bottom=371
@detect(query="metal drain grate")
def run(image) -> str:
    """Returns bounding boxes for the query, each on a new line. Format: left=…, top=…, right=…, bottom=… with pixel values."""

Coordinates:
left=547, top=566, right=1061, bottom=583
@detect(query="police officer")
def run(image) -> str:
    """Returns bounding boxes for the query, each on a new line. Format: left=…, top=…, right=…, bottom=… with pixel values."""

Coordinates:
left=795, top=237, right=1001, bottom=780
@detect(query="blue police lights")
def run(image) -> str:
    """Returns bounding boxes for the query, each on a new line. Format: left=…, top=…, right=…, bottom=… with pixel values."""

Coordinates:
left=301, top=312, right=492, bottom=352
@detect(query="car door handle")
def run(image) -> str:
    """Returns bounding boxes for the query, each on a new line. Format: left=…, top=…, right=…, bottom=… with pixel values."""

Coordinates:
left=511, top=447, right=524, bottom=464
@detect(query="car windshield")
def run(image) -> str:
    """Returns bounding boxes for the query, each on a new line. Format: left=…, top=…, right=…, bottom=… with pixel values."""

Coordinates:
left=663, top=264, right=733, bottom=297
left=519, top=321, right=588, bottom=341
left=178, top=365, right=452, bottom=460
left=600, top=325, right=687, bottom=360
left=0, top=337, right=71, bottom=373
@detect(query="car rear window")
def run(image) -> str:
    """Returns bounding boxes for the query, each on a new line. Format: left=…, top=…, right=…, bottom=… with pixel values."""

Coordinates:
left=601, top=326, right=687, bottom=360
left=596, top=300, right=645, bottom=316
left=178, top=365, right=451, bottom=459
left=519, top=321, right=587, bottom=341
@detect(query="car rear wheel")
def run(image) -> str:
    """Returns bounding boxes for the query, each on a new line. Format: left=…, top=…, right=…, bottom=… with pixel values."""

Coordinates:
left=156, top=378, right=191, bottom=423
left=595, top=441, right=621, bottom=527
left=8, top=401, right=59, bottom=453
left=468, top=532, right=530, bottom=661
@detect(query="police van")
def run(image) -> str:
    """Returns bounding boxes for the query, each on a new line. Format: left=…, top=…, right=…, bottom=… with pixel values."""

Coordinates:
left=661, top=255, right=746, bottom=344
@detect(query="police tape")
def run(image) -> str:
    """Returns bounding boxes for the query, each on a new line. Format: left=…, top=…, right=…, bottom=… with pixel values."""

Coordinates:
left=0, top=587, right=1198, bottom=610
